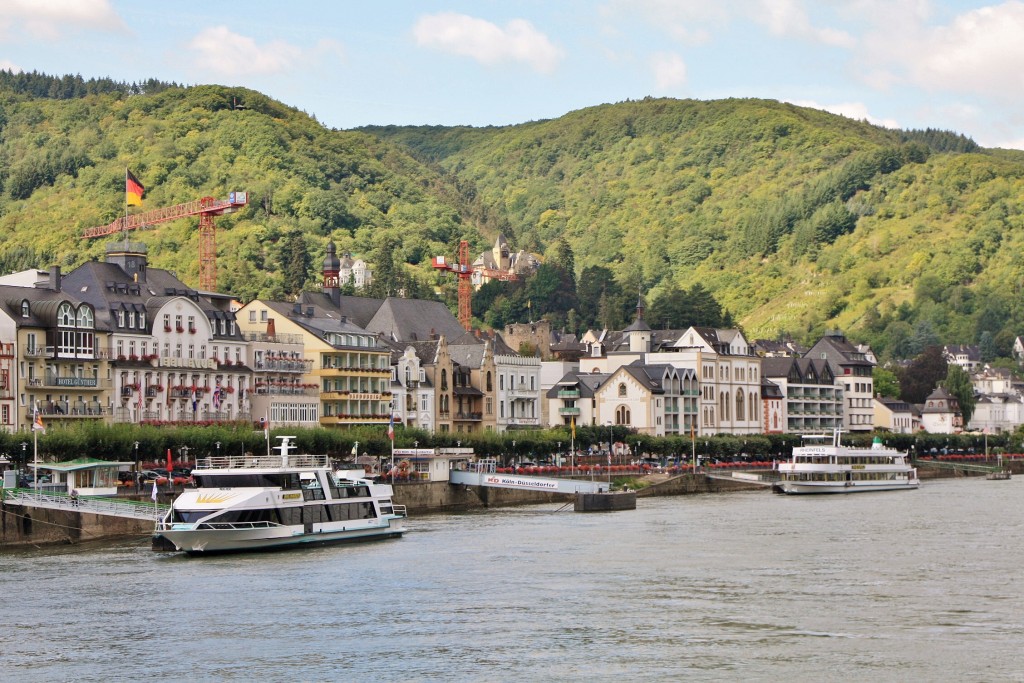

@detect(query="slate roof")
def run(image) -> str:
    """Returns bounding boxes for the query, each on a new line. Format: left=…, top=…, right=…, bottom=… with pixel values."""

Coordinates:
left=364, top=297, right=466, bottom=343
left=545, top=371, right=610, bottom=398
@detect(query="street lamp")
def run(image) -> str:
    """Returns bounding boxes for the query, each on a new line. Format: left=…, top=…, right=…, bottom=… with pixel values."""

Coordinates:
left=215, top=441, right=221, bottom=458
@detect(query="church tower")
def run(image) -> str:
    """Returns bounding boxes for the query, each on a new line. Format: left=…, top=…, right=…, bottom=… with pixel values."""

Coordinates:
left=323, top=241, right=341, bottom=307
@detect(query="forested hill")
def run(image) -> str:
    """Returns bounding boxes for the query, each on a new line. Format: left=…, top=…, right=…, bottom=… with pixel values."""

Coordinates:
left=362, top=97, right=1024, bottom=361
left=5, top=72, right=1024, bottom=364
left=0, top=76, right=472, bottom=304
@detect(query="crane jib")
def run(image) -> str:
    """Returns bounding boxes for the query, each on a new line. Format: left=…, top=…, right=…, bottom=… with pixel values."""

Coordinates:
left=80, top=194, right=247, bottom=239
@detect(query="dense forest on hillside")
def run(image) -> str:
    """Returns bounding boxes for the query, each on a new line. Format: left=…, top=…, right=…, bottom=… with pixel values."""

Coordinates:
left=364, top=98, right=1024, bottom=362
left=6, top=72, right=1024, bottom=365
left=0, top=73, right=471, bottom=303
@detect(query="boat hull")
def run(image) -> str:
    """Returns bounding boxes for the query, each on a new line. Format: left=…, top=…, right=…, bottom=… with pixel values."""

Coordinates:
left=773, top=480, right=919, bottom=494
left=154, top=520, right=405, bottom=555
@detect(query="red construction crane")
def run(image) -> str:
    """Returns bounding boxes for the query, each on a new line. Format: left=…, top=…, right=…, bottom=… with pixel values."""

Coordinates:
left=432, top=239, right=473, bottom=331
left=81, top=192, right=248, bottom=291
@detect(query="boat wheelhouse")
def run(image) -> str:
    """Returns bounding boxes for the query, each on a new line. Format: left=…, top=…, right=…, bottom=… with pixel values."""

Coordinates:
left=153, top=436, right=406, bottom=554
left=773, top=430, right=919, bottom=494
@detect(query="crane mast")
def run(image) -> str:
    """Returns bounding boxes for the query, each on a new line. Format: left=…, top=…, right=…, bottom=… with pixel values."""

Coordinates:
left=432, top=240, right=473, bottom=331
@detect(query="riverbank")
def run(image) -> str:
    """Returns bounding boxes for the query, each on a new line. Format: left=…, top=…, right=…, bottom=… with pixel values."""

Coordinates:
left=1, top=461, right=1011, bottom=549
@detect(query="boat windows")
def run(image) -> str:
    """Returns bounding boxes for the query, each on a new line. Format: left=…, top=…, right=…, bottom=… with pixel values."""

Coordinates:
left=332, top=485, right=371, bottom=498
left=172, top=510, right=212, bottom=524
left=200, top=508, right=278, bottom=526
left=303, top=484, right=326, bottom=501
left=279, top=507, right=302, bottom=526
left=302, top=504, right=329, bottom=525
left=193, top=473, right=300, bottom=488
left=326, top=501, right=377, bottom=521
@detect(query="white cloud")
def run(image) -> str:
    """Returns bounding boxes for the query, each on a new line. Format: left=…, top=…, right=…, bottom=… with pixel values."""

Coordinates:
left=600, top=0, right=726, bottom=44
left=788, top=98, right=900, bottom=129
left=603, top=0, right=851, bottom=47
left=188, top=26, right=303, bottom=77
left=756, top=0, right=854, bottom=47
left=912, top=3, right=1024, bottom=95
left=0, top=60, right=22, bottom=72
left=650, top=52, right=687, bottom=90
left=859, top=1, right=1024, bottom=98
left=0, top=0, right=125, bottom=40
left=413, top=12, right=562, bottom=73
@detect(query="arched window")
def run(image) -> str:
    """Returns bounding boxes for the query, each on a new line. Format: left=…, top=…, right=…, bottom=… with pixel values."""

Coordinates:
left=441, top=369, right=448, bottom=391
left=20, top=300, right=29, bottom=318
left=618, top=383, right=627, bottom=397
left=615, top=405, right=631, bottom=425
left=76, top=306, right=94, bottom=328
left=486, top=371, right=492, bottom=392
left=735, top=391, right=745, bottom=421
left=57, top=302, right=74, bottom=326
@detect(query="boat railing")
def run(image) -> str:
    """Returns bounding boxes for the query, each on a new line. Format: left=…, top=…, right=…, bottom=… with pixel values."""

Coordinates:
left=195, top=521, right=284, bottom=531
left=195, top=454, right=330, bottom=470
left=390, top=504, right=408, bottom=518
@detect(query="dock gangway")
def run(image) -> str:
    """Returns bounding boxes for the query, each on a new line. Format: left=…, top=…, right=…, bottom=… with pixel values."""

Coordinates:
left=450, top=460, right=609, bottom=494
left=1, top=489, right=169, bottom=522
left=914, top=459, right=1005, bottom=475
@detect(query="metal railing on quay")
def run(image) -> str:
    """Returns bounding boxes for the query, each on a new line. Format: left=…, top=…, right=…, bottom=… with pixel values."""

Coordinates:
left=2, top=489, right=169, bottom=521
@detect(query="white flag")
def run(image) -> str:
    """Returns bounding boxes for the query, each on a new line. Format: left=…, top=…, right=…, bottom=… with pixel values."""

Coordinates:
left=151, top=480, right=158, bottom=502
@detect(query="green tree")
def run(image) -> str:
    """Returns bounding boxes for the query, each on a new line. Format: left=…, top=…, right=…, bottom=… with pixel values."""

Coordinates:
left=978, top=330, right=996, bottom=363
left=578, top=265, right=621, bottom=330
left=943, top=364, right=976, bottom=425
left=899, top=346, right=947, bottom=404
left=278, top=230, right=310, bottom=297
left=365, top=234, right=403, bottom=298
left=872, top=366, right=900, bottom=399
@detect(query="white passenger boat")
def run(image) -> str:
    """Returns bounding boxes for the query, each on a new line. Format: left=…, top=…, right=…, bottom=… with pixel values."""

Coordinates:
left=773, top=430, right=919, bottom=494
left=153, top=437, right=406, bottom=554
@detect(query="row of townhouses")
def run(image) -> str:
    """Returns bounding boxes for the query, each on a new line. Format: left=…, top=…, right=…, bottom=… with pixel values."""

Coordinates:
left=0, top=241, right=545, bottom=437
left=3, top=239, right=1011, bottom=438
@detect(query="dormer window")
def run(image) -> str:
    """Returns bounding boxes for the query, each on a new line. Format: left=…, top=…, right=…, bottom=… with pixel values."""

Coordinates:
left=117, top=310, right=126, bottom=327
left=20, top=300, right=29, bottom=318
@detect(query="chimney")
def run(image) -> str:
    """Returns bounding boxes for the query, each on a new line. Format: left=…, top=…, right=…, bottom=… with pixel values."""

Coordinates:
left=266, top=317, right=276, bottom=339
left=48, top=265, right=61, bottom=292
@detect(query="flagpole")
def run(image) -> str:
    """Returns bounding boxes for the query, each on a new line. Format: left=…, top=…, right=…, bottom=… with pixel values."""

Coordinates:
left=33, top=411, right=38, bottom=494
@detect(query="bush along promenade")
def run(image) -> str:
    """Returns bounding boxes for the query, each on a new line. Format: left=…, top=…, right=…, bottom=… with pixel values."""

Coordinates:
left=3, top=421, right=1019, bottom=477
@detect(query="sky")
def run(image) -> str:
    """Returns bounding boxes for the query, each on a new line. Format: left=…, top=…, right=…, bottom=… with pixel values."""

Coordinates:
left=2, top=0, right=1024, bottom=148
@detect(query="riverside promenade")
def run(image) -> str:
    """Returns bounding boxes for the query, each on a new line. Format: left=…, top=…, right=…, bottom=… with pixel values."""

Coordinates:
left=2, top=458, right=1017, bottom=549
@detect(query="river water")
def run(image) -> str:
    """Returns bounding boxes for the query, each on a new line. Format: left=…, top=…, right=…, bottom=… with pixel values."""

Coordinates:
left=2, top=477, right=1023, bottom=682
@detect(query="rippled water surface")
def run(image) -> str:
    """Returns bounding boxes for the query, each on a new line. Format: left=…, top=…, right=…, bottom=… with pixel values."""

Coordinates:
left=3, top=477, right=1023, bottom=682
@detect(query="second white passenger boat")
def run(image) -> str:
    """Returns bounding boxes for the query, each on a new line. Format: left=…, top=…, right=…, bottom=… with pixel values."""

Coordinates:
left=773, top=430, right=919, bottom=494
left=153, top=437, right=406, bottom=554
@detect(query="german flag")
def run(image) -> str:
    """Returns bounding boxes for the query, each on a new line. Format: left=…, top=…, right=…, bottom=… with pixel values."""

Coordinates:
left=126, top=168, right=145, bottom=206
